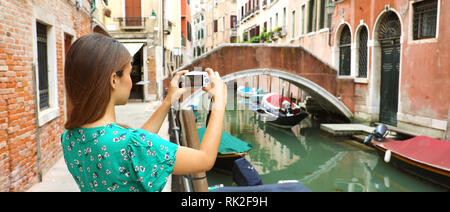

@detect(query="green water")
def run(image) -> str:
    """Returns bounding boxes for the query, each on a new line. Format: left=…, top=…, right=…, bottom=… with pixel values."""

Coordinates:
left=202, top=109, right=445, bottom=192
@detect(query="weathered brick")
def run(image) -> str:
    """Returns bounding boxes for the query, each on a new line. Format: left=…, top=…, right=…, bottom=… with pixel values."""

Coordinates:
left=0, top=0, right=92, bottom=191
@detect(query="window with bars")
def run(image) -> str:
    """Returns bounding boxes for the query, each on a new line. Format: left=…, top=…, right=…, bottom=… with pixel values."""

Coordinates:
left=413, top=0, right=438, bottom=40
left=36, top=22, right=49, bottom=110
left=358, top=27, right=368, bottom=78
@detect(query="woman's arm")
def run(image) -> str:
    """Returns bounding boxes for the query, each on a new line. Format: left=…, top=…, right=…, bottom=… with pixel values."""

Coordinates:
left=140, top=99, right=171, bottom=134
left=172, top=69, right=227, bottom=174
left=140, top=70, right=188, bottom=133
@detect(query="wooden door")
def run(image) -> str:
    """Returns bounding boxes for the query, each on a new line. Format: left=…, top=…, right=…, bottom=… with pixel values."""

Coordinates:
left=379, top=40, right=400, bottom=125
left=125, top=0, right=141, bottom=26
left=378, top=12, right=401, bottom=126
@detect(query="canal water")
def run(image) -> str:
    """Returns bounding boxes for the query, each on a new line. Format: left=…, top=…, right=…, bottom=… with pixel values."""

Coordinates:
left=198, top=105, right=445, bottom=192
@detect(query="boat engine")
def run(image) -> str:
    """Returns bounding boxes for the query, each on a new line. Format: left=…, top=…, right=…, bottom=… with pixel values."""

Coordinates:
left=363, top=124, right=389, bottom=145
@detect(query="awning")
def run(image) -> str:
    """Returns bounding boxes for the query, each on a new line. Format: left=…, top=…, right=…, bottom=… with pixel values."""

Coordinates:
left=123, top=43, right=144, bottom=57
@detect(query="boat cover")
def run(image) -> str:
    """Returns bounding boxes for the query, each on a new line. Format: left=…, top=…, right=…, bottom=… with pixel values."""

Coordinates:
left=372, top=136, right=450, bottom=172
left=265, top=94, right=297, bottom=108
left=197, top=127, right=253, bottom=154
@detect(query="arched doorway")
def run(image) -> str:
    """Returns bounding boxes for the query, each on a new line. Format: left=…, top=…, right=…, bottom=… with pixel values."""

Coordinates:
left=377, top=12, right=401, bottom=125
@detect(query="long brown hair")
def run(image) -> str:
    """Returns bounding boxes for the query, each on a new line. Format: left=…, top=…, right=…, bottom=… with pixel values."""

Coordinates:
left=64, top=33, right=131, bottom=129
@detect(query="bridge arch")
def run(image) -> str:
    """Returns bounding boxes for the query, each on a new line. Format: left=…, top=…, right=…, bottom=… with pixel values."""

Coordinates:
left=172, top=44, right=355, bottom=121
left=221, top=68, right=353, bottom=121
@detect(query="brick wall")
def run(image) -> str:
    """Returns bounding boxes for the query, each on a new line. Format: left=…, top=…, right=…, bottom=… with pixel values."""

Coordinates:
left=0, top=0, right=92, bottom=191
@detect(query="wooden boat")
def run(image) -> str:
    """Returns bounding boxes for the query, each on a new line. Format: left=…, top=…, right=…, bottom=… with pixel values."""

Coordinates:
left=252, top=93, right=308, bottom=128
left=364, top=125, right=450, bottom=189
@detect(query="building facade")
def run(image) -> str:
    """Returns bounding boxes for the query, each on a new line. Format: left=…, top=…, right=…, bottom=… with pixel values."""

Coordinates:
left=0, top=0, right=93, bottom=191
left=102, top=0, right=162, bottom=101
left=205, top=0, right=238, bottom=51
left=235, top=0, right=449, bottom=139
left=192, top=9, right=207, bottom=58
left=329, top=0, right=448, bottom=139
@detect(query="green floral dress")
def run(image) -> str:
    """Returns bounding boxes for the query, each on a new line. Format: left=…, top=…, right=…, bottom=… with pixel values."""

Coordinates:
left=61, top=123, right=178, bottom=192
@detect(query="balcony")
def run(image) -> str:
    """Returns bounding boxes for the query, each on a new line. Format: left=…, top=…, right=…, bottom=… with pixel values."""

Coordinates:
left=114, top=17, right=147, bottom=30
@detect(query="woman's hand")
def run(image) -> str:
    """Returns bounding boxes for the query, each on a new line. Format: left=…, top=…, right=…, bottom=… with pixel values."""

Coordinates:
left=165, top=70, right=189, bottom=105
left=202, top=68, right=227, bottom=110
left=173, top=68, right=227, bottom=175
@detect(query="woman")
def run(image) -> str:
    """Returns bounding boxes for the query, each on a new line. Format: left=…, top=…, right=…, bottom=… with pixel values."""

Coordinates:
left=61, top=33, right=227, bottom=192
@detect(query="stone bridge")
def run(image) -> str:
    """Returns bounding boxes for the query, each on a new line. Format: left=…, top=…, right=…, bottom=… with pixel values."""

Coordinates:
left=170, top=44, right=355, bottom=121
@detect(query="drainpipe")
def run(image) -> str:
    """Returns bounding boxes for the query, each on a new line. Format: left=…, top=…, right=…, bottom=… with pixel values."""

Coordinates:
left=32, top=62, right=42, bottom=182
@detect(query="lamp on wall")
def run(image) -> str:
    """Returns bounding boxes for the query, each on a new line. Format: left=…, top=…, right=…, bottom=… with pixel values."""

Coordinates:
left=151, top=10, right=157, bottom=20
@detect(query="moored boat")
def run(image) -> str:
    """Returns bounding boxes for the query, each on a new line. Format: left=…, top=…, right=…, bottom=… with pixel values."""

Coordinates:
left=197, top=127, right=253, bottom=172
left=252, top=93, right=308, bottom=128
left=364, top=124, right=450, bottom=189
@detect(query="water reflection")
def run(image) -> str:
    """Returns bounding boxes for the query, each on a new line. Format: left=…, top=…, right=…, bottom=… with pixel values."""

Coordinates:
left=189, top=77, right=445, bottom=192
left=203, top=108, right=444, bottom=192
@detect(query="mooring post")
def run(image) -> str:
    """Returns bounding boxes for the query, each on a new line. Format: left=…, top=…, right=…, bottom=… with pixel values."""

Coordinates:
left=180, top=109, right=209, bottom=192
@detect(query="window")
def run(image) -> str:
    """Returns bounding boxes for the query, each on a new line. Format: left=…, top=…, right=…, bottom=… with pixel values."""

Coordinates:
left=222, top=16, right=225, bottom=32
left=358, top=27, right=368, bottom=78
left=275, top=13, right=278, bottom=27
left=318, top=0, right=326, bottom=29
left=339, top=25, right=351, bottom=76
left=36, top=22, right=49, bottom=110
left=270, top=17, right=272, bottom=31
left=413, top=0, right=437, bottom=40
left=301, top=5, right=305, bottom=35
left=214, top=20, right=218, bottom=32
left=291, top=10, right=296, bottom=39
left=307, top=0, right=316, bottom=33
left=187, top=21, right=191, bottom=41
left=230, top=15, right=237, bottom=29
left=34, top=7, right=60, bottom=126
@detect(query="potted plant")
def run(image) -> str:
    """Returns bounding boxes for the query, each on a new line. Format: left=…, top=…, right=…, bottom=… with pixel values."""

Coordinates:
left=273, top=26, right=282, bottom=39
left=250, top=35, right=260, bottom=43
left=242, top=31, right=248, bottom=42
left=268, top=30, right=274, bottom=42
left=260, top=28, right=268, bottom=42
